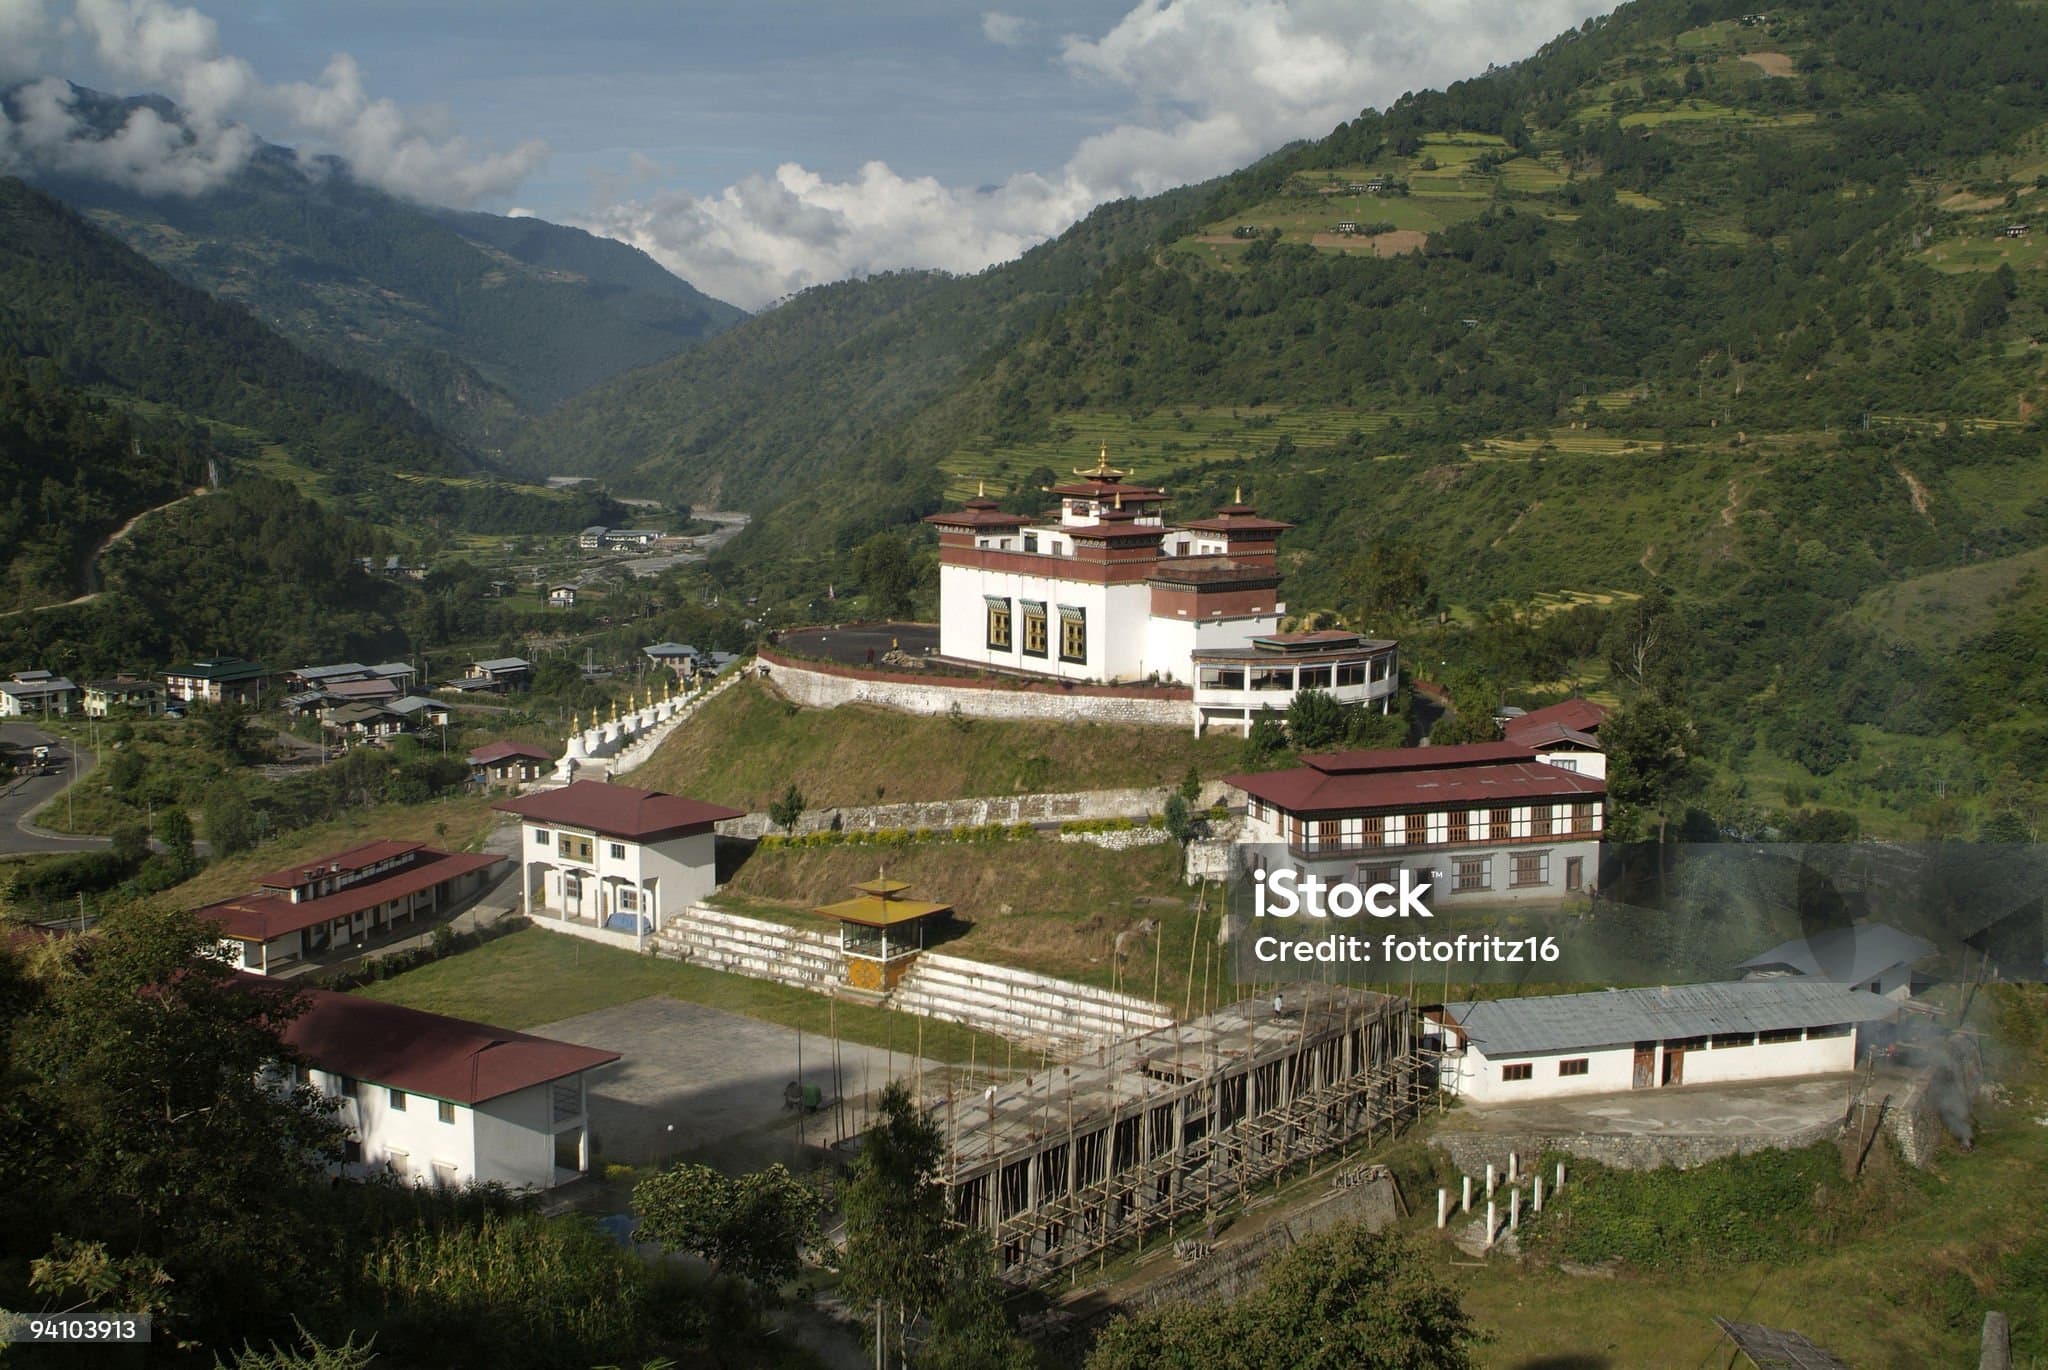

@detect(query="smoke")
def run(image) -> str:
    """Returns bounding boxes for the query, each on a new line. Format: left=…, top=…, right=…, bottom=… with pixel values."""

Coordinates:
left=0, top=0, right=546, bottom=204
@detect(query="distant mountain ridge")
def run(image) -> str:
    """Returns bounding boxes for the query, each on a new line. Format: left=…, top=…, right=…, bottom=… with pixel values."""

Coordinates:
left=6, top=84, right=745, bottom=449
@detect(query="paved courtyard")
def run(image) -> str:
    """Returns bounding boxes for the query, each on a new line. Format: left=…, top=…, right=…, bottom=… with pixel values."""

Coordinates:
left=533, top=996, right=941, bottom=1171
left=1448, top=1075, right=1857, bottom=1140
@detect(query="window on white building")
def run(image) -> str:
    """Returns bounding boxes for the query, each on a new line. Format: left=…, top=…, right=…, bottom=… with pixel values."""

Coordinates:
left=1199, top=666, right=1245, bottom=691
left=617, top=887, right=639, bottom=912
left=985, top=597, right=1012, bottom=651
left=389, top=1088, right=406, bottom=1111
left=1559, top=1058, right=1589, bottom=1076
left=1454, top=858, right=1489, bottom=893
left=438, top=1100, right=456, bottom=1125
left=1021, top=602, right=1047, bottom=658
left=1058, top=607, right=1086, bottom=663
left=1335, top=661, right=1366, bottom=687
left=1550, top=757, right=1578, bottom=772
left=1298, top=665, right=1332, bottom=689
left=608, top=842, right=626, bottom=860
left=1501, top=1063, right=1533, bottom=1082
left=532, top=827, right=551, bottom=845
left=1510, top=851, right=1551, bottom=888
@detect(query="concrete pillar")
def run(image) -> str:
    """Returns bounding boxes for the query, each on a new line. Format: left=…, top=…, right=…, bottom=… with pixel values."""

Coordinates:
left=1437, top=1189, right=1448, bottom=1229
left=1534, top=1175, right=1544, bottom=1213
left=1484, top=1199, right=1496, bottom=1249
left=1461, top=1174, right=1472, bottom=1213
left=1508, top=1151, right=1518, bottom=1184
left=1485, top=1162, right=1496, bottom=1198
left=1510, top=1186, right=1521, bottom=1233
left=1556, top=1160, right=1566, bottom=1191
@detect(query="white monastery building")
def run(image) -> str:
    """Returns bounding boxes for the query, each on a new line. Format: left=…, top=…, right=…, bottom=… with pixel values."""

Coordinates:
left=926, top=454, right=1398, bottom=734
left=1229, top=739, right=1606, bottom=906
left=276, top=986, right=618, bottom=1190
left=496, top=780, right=743, bottom=936
left=1432, top=980, right=1898, bottom=1104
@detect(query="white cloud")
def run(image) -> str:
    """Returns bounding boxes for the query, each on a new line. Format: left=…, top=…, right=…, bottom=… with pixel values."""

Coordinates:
left=0, top=0, right=546, bottom=203
left=981, top=11, right=1032, bottom=47
left=591, top=0, right=1605, bottom=308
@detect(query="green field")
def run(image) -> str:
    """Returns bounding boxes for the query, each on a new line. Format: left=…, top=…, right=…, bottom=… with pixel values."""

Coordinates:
left=1845, top=543, right=2048, bottom=653
left=354, top=924, right=1011, bottom=1065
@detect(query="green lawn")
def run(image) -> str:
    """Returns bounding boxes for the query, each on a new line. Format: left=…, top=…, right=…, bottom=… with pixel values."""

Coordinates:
left=354, top=924, right=1014, bottom=1066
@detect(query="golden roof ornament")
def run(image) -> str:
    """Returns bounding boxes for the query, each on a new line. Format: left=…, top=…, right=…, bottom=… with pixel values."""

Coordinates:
left=1073, top=445, right=1127, bottom=482
left=976, top=479, right=986, bottom=498
left=571, top=710, right=580, bottom=731
left=1234, top=483, right=1244, bottom=504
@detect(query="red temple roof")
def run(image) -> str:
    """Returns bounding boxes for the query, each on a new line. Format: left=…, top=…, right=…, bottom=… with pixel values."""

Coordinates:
left=494, top=780, right=744, bottom=840
left=202, top=849, right=504, bottom=943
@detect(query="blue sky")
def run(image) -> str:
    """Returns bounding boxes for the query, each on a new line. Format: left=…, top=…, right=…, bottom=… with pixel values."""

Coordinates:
left=0, top=0, right=1611, bottom=307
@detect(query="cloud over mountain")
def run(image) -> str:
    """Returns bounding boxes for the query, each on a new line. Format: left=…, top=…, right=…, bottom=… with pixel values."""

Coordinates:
left=0, top=0, right=545, bottom=204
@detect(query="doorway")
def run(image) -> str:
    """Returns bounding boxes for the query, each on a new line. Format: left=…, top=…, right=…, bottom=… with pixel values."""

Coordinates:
left=1632, top=1042, right=1655, bottom=1089
left=1662, top=1043, right=1685, bottom=1087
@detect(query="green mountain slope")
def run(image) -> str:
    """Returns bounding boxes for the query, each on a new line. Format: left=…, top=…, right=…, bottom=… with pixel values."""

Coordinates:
left=728, top=0, right=2048, bottom=837
left=15, top=86, right=744, bottom=448
left=0, top=176, right=470, bottom=478
left=503, top=185, right=1214, bottom=509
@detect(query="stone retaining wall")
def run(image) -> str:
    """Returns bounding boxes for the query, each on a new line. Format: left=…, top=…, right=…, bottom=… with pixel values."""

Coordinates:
left=758, top=647, right=1194, bottom=729
left=715, top=781, right=1234, bottom=840
left=1430, top=1113, right=1851, bottom=1176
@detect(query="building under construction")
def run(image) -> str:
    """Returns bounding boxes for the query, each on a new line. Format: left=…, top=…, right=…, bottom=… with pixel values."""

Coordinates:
left=939, top=983, right=1425, bottom=1282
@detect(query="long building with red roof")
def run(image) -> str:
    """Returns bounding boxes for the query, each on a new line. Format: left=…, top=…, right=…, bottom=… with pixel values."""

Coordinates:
left=494, top=780, right=744, bottom=937
left=277, top=986, right=617, bottom=1190
left=925, top=452, right=1398, bottom=734
left=1228, top=738, right=1606, bottom=906
left=198, top=840, right=506, bottom=975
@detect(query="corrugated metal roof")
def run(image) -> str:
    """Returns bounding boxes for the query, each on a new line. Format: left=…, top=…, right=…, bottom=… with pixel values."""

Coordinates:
left=1738, top=923, right=1936, bottom=987
left=1445, top=981, right=1897, bottom=1056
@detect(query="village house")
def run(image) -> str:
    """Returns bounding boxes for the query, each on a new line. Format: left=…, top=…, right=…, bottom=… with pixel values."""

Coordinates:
left=165, top=656, right=270, bottom=706
left=495, top=780, right=744, bottom=937
left=643, top=642, right=700, bottom=678
left=287, top=662, right=416, bottom=694
left=469, top=740, right=555, bottom=788
left=0, top=670, right=80, bottom=717
left=450, top=658, right=532, bottom=694
left=578, top=525, right=608, bottom=550
left=925, top=455, right=1399, bottom=733
left=276, top=987, right=617, bottom=1190
left=548, top=585, right=579, bottom=608
left=1432, top=980, right=1898, bottom=1103
left=1500, top=697, right=1610, bottom=779
left=198, top=840, right=504, bottom=975
left=322, top=701, right=409, bottom=745
left=82, top=676, right=164, bottom=718
left=601, top=528, right=662, bottom=549
left=1738, top=923, right=1935, bottom=1001
left=386, top=695, right=452, bottom=729
left=1228, top=740, right=1605, bottom=905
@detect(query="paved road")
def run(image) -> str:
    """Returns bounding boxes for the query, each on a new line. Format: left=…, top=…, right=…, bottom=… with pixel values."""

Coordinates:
left=0, top=724, right=108, bottom=854
left=774, top=622, right=939, bottom=666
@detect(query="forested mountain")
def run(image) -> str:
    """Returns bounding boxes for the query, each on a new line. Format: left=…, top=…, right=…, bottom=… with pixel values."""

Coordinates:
left=0, top=176, right=472, bottom=478
left=726, top=0, right=2048, bottom=837
left=504, top=184, right=1216, bottom=508
left=11, top=86, right=744, bottom=449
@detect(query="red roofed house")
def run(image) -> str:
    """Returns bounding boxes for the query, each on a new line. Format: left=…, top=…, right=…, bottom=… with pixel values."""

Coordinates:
left=279, top=987, right=617, bottom=1189
left=1501, top=698, right=1610, bottom=780
left=925, top=455, right=1398, bottom=733
left=1228, top=741, right=1605, bottom=905
left=198, top=840, right=506, bottom=975
left=469, top=740, right=555, bottom=788
left=494, top=780, right=745, bottom=939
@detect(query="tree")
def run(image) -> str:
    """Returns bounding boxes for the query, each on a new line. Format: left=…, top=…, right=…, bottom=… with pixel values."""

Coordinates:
left=205, top=783, right=261, bottom=856
left=841, top=1082, right=1023, bottom=1367
left=852, top=531, right=919, bottom=619
left=769, top=783, right=806, bottom=833
left=1178, top=764, right=1203, bottom=805
left=633, top=1162, right=825, bottom=1298
left=1162, top=793, right=1196, bottom=846
left=1604, top=695, right=1700, bottom=843
left=1602, top=593, right=1686, bottom=698
left=193, top=701, right=257, bottom=764
left=1286, top=689, right=1347, bottom=750
left=110, top=821, right=150, bottom=868
left=1241, top=708, right=1289, bottom=764
left=1088, top=1227, right=1476, bottom=1370
left=3, top=904, right=345, bottom=1347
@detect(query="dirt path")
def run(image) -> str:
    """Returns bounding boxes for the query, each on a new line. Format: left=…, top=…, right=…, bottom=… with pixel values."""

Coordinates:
left=0, top=487, right=208, bottom=621
left=1894, top=464, right=1932, bottom=517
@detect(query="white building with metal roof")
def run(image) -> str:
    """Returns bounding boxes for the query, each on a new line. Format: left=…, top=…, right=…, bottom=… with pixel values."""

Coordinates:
left=1737, top=923, right=1935, bottom=1001
left=1434, top=981, right=1898, bottom=1104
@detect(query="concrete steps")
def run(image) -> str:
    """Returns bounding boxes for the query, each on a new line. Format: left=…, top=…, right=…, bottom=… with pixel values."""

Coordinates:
left=652, top=905, right=845, bottom=992
left=891, top=952, right=1172, bottom=1056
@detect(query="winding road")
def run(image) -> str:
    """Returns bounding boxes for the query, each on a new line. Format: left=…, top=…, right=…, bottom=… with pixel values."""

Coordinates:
left=0, top=487, right=208, bottom=621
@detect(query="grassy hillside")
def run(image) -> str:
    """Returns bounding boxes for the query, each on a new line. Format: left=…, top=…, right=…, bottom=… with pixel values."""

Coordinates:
left=14, top=87, right=744, bottom=448
left=632, top=678, right=1244, bottom=811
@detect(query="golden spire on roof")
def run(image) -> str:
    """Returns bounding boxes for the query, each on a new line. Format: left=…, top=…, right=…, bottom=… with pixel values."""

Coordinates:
left=1234, top=483, right=1244, bottom=504
left=976, top=479, right=986, bottom=498
left=1114, top=490, right=1124, bottom=511
left=1073, top=445, right=1127, bottom=482
left=571, top=710, right=580, bottom=731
